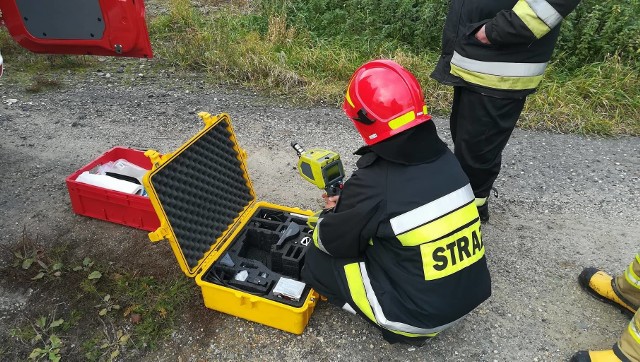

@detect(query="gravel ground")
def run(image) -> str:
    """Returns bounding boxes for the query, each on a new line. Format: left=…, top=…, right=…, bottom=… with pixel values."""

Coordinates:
left=0, top=61, right=638, bottom=361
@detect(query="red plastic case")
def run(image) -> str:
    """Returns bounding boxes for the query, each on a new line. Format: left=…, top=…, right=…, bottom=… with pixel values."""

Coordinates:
left=66, top=147, right=159, bottom=231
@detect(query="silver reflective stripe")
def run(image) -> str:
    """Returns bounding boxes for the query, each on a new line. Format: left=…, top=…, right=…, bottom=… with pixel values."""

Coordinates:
left=525, top=0, right=563, bottom=28
left=342, top=303, right=357, bottom=315
left=359, top=262, right=461, bottom=334
left=315, top=218, right=330, bottom=255
left=390, top=184, right=474, bottom=235
left=451, top=51, right=548, bottom=77
left=630, top=319, right=640, bottom=339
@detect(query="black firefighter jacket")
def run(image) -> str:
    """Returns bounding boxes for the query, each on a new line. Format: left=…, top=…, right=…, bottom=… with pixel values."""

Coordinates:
left=311, top=148, right=492, bottom=336
left=432, top=0, right=581, bottom=98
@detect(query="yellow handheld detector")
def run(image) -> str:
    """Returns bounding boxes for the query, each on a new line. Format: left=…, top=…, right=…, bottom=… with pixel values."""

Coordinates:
left=291, top=142, right=344, bottom=196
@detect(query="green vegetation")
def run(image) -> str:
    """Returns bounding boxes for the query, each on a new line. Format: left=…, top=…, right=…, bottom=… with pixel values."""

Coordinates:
left=4, top=235, right=194, bottom=361
left=9, top=308, right=66, bottom=361
left=148, top=0, right=639, bottom=135
left=111, top=273, right=192, bottom=348
left=556, top=0, right=639, bottom=70
left=1, top=0, right=638, bottom=135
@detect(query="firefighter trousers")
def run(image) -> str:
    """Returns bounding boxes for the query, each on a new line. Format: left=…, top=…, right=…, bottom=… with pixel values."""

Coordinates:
left=449, top=86, right=526, bottom=198
left=616, top=253, right=640, bottom=361
left=301, top=246, right=433, bottom=345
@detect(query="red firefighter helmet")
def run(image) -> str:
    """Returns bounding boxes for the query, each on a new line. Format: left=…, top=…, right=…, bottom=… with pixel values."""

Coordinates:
left=343, top=59, right=431, bottom=145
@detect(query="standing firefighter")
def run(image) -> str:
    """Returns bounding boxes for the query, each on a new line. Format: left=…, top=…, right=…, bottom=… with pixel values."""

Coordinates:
left=301, top=60, right=491, bottom=345
left=431, top=0, right=582, bottom=222
left=572, top=253, right=640, bottom=361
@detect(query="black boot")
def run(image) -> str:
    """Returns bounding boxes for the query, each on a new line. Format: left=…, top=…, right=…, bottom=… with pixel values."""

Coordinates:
left=475, top=188, right=497, bottom=223
left=477, top=202, right=489, bottom=223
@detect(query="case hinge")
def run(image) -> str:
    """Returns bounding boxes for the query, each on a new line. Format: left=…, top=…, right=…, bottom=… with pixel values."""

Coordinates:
left=148, top=226, right=170, bottom=243
left=198, top=112, right=218, bottom=127
left=145, top=149, right=174, bottom=168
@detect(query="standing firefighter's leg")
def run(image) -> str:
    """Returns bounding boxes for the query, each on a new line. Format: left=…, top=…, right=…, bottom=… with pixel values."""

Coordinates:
left=616, top=310, right=640, bottom=361
left=571, top=253, right=640, bottom=362
left=449, top=87, right=525, bottom=222
left=615, top=254, right=640, bottom=360
left=615, top=254, right=640, bottom=310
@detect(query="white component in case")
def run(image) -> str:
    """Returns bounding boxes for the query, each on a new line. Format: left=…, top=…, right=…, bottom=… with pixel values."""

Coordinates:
left=273, top=277, right=306, bottom=302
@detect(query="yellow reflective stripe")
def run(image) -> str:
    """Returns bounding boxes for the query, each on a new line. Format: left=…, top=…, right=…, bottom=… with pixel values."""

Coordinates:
left=387, top=105, right=428, bottom=131
left=348, top=262, right=456, bottom=336
left=452, top=51, right=547, bottom=77
left=449, top=50, right=547, bottom=89
left=475, top=197, right=487, bottom=207
left=345, top=79, right=355, bottom=108
left=513, top=0, right=551, bottom=38
left=628, top=319, right=640, bottom=345
left=396, top=202, right=478, bottom=247
left=635, top=253, right=640, bottom=264
left=389, top=330, right=439, bottom=338
left=388, top=111, right=416, bottom=130
left=343, top=263, right=376, bottom=323
left=391, top=184, right=474, bottom=235
left=313, top=220, right=330, bottom=255
left=420, top=221, right=484, bottom=280
left=451, top=63, right=544, bottom=90
left=625, top=262, right=640, bottom=289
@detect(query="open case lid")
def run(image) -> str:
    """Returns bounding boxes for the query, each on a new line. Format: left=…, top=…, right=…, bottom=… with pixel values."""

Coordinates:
left=143, top=113, right=256, bottom=277
left=0, top=0, right=153, bottom=58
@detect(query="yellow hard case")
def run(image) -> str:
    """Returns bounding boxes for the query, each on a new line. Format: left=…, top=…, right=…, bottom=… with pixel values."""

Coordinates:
left=142, top=112, right=318, bottom=334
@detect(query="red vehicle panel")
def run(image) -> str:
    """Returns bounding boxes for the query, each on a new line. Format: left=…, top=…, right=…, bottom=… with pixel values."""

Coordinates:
left=0, top=0, right=153, bottom=58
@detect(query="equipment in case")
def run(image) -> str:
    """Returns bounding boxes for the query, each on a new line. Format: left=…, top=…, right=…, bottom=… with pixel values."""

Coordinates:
left=66, top=146, right=160, bottom=231
left=142, top=112, right=318, bottom=334
left=202, top=207, right=313, bottom=306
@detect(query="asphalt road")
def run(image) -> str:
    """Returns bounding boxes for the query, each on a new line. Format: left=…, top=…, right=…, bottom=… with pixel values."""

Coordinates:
left=1, top=65, right=638, bottom=361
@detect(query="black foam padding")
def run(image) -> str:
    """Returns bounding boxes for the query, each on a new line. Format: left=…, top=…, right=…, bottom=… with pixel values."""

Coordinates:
left=282, top=244, right=306, bottom=279
left=270, top=245, right=284, bottom=272
left=150, top=120, right=253, bottom=269
left=247, top=228, right=279, bottom=252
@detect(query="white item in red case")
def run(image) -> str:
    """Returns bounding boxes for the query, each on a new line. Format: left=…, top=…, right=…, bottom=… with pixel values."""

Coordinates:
left=76, top=171, right=143, bottom=195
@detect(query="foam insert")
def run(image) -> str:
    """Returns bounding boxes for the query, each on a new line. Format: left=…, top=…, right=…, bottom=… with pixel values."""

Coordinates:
left=150, top=120, right=253, bottom=268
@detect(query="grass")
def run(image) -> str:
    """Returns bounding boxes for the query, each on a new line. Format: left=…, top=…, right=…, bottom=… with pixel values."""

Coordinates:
left=111, top=273, right=193, bottom=348
left=25, top=75, right=63, bottom=93
left=2, top=233, right=195, bottom=361
left=1, top=0, right=638, bottom=136
left=523, top=57, right=640, bottom=135
left=146, top=0, right=640, bottom=136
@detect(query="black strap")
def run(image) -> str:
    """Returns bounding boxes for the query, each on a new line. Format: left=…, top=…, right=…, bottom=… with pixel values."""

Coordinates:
left=354, top=109, right=375, bottom=124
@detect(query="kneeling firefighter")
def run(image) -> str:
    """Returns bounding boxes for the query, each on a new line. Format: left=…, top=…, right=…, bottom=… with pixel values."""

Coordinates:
left=301, top=59, right=492, bottom=345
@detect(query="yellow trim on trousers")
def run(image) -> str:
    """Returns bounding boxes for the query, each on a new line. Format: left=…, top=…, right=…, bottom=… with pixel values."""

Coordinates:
left=619, top=310, right=640, bottom=361
left=616, top=253, right=640, bottom=308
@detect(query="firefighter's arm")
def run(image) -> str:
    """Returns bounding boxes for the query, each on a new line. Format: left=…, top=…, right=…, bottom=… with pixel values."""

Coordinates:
left=483, top=0, right=581, bottom=45
left=311, top=199, right=381, bottom=258
left=310, top=168, right=384, bottom=258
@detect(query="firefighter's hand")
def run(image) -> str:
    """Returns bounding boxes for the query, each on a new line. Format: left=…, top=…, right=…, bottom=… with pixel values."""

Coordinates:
left=322, top=193, right=339, bottom=209
left=475, top=25, right=491, bottom=45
